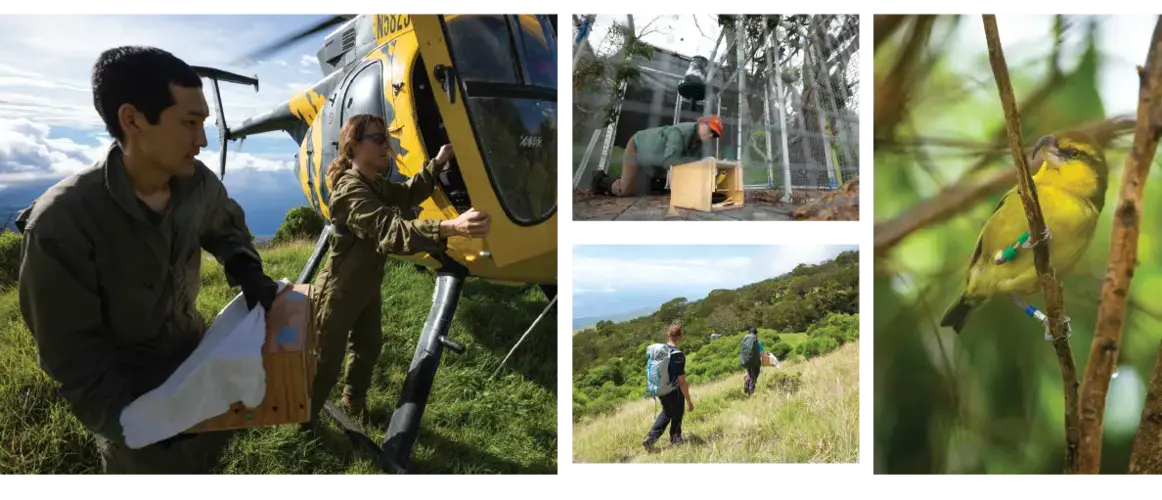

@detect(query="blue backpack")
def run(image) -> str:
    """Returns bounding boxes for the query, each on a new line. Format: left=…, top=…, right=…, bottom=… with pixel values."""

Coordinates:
left=646, top=344, right=680, bottom=397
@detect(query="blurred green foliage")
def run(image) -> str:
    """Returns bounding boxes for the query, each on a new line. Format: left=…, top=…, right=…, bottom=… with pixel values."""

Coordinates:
left=874, top=15, right=1162, bottom=474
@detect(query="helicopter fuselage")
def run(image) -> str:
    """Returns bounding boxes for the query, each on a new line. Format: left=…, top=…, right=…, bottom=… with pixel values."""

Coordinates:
left=232, top=15, right=557, bottom=287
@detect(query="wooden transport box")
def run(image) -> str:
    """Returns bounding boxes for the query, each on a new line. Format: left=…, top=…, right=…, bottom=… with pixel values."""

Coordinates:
left=188, top=283, right=318, bottom=432
left=668, top=157, right=745, bottom=213
left=761, top=351, right=774, bottom=366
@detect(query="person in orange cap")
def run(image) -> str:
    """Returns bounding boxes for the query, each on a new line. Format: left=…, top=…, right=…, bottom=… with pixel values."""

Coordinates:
left=591, top=115, right=723, bottom=197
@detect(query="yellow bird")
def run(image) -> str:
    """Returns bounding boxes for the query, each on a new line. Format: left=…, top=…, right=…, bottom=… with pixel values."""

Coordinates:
left=940, top=131, right=1109, bottom=339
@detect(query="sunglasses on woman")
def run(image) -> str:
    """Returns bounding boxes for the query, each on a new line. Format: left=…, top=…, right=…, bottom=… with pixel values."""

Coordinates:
left=360, top=133, right=387, bottom=145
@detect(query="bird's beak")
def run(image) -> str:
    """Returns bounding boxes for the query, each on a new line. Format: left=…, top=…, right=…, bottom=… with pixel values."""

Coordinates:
left=1033, top=134, right=1061, bottom=169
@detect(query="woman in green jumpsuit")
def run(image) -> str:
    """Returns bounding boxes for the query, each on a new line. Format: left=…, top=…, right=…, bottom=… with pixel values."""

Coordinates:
left=310, top=113, right=490, bottom=422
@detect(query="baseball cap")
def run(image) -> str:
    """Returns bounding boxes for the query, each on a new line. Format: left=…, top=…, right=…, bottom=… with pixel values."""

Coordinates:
left=701, top=115, right=724, bottom=137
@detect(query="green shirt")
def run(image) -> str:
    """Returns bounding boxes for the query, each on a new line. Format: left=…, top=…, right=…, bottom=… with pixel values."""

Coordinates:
left=632, top=122, right=706, bottom=168
left=16, top=144, right=261, bottom=445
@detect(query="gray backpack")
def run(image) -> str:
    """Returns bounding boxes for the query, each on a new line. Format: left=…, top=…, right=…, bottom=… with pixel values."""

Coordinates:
left=646, top=343, right=679, bottom=397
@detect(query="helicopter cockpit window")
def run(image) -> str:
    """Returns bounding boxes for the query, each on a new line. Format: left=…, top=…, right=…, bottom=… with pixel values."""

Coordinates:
left=444, top=15, right=557, bottom=226
left=445, top=15, right=520, bottom=84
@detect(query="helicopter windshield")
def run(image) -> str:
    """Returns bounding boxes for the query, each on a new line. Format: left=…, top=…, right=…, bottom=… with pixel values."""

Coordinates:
left=444, top=15, right=557, bottom=225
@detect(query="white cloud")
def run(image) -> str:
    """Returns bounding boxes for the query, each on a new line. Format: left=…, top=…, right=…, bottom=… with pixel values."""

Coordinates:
left=0, top=117, right=294, bottom=190
left=573, top=255, right=753, bottom=291
left=572, top=245, right=856, bottom=294
left=0, top=118, right=109, bottom=184
left=0, top=15, right=323, bottom=133
left=763, top=245, right=854, bottom=277
left=0, top=14, right=323, bottom=197
left=300, top=55, right=315, bottom=67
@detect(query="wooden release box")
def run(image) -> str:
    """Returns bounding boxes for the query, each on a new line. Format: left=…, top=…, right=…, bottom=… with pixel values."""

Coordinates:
left=761, top=351, right=774, bottom=366
left=187, top=283, right=318, bottom=432
left=668, top=157, right=745, bottom=213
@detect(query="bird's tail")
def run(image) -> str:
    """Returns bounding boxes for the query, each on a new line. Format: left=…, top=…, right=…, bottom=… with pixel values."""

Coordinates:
left=940, top=294, right=975, bottom=334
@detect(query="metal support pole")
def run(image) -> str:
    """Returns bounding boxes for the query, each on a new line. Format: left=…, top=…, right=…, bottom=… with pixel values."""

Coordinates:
left=296, top=225, right=332, bottom=284
left=717, top=98, right=723, bottom=158
left=763, top=76, right=775, bottom=189
left=767, top=17, right=792, bottom=201
left=816, top=14, right=859, bottom=170
left=806, top=45, right=837, bottom=188
left=810, top=16, right=851, bottom=178
left=735, top=15, right=747, bottom=166
left=573, top=128, right=603, bottom=189
left=596, top=81, right=626, bottom=174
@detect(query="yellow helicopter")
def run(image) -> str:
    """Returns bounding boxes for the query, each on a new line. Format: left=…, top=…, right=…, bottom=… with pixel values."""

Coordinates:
left=194, top=14, right=557, bottom=473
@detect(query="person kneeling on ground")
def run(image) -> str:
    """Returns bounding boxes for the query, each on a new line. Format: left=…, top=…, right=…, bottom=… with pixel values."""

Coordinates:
left=591, top=115, right=723, bottom=197
left=17, top=45, right=278, bottom=474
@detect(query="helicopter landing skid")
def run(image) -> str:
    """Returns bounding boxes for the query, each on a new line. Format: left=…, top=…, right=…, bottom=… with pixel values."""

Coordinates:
left=301, top=235, right=468, bottom=474
left=320, top=270, right=466, bottom=474
left=380, top=267, right=467, bottom=472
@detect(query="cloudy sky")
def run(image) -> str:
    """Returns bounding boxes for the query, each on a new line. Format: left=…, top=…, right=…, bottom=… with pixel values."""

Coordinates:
left=572, top=244, right=858, bottom=319
left=0, top=14, right=337, bottom=235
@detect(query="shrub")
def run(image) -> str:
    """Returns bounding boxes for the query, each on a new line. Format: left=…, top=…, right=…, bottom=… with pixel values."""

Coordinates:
left=0, top=231, right=21, bottom=288
left=769, top=341, right=793, bottom=360
left=801, top=336, right=839, bottom=359
left=768, top=371, right=803, bottom=394
left=273, top=206, right=325, bottom=244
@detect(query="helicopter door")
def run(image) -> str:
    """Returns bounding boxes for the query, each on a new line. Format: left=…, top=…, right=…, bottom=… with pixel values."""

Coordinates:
left=338, top=60, right=392, bottom=170
left=412, top=15, right=557, bottom=269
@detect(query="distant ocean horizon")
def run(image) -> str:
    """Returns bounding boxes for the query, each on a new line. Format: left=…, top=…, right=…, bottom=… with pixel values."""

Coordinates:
left=0, top=176, right=302, bottom=238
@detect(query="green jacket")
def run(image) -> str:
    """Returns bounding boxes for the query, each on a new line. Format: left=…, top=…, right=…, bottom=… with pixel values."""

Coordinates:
left=16, top=144, right=261, bottom=446
left=316, top=161, right=446, bottom=295
left=632, top=122, right=706, bottom=169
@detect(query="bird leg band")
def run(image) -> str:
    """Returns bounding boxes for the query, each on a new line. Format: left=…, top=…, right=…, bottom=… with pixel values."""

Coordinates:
left=993, top=226, right=1055, bottom=265
left=1010, top=296, right=1071, bottom=342
left=993, top=231, right=1032, bottom=265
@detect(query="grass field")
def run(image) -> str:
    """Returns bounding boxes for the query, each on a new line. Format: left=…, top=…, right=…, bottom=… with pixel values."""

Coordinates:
left=0, top=239, right=557, bottom=474
left=573, top=341, right=858, bottom=464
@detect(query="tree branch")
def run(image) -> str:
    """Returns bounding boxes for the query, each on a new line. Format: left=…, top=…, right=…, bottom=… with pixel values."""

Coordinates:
left=874, top=15, right=910, bottom=50
left=874, top=16, right=935, bottom=137
left=982, top=14, right=1080, bottom=474
left=1119, top=17, right=1162, bottom=474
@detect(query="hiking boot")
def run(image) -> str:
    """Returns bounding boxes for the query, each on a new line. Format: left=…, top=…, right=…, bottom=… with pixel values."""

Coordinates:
left=642, top=436, right=657, bottom=452
left=591, top=171, right=613, bottom=195
left=670, top=436, right=684, bottom=446
left=340, top=392, right=369, bottom=424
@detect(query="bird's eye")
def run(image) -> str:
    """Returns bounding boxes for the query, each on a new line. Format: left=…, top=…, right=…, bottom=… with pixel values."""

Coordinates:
left=1069, top=149, right=1081, bottom=159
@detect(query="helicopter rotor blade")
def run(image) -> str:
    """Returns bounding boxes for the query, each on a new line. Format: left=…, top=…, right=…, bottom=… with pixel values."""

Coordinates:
left=235, top=15, right=353, bottom=66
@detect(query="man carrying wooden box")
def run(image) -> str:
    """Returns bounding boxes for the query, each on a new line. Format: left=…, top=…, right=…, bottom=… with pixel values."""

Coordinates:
left=591, top=115, right=724, bottom=197
left=16, top=46, right=279, bottom=474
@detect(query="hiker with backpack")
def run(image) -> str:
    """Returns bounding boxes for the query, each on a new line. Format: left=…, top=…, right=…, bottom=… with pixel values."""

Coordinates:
left=643, top=325, right=693, bottom=451
left=740, top=327, right=765, bottom=396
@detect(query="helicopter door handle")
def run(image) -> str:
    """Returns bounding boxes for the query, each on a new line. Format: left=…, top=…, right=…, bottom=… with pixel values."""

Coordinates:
left=433, top=64, right=457, bottom=105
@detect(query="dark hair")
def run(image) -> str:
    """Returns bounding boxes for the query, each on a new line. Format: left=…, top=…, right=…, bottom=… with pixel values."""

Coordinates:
left=749, top=327, right=757, bottom=335
left=92, top=46, right=203, bottom=141
left=666, top=325, right=682, bottom=339
left=325, top=114, right=391, bottom=189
